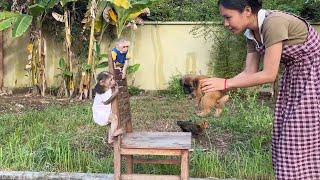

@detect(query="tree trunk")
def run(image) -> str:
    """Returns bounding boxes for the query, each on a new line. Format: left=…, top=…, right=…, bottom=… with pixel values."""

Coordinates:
left=65, top=9, right=74, bottom=98
left=78, top=9, right=95, bottom=100
left=0, top=31, right=3, bottom=90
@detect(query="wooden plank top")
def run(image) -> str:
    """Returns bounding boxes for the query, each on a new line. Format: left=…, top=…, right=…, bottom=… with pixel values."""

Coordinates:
left=121, top=132, right=192, bottom=149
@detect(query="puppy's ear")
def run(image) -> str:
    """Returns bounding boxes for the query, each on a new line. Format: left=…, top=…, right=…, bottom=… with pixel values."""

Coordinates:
left=193, top=78, right=200, bottom=90
left=179, top=78, right=183, bottom=86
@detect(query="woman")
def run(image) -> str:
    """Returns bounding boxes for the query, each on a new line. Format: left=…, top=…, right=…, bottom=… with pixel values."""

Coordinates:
left=201, top=0, right=320, bottom=179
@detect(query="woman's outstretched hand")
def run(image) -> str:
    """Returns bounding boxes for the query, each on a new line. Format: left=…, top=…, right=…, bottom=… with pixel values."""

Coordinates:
left=200, top=77, right=226, bottom=93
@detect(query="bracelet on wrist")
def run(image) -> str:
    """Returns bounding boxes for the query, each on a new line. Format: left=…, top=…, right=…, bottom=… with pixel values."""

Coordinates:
left=224, top=79, right=228, bottom=90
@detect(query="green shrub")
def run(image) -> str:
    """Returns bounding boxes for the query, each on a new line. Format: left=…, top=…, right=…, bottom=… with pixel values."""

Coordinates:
left=211, top=29, right=247, bottom=78
left=147, top=0, right=220, bottom=22
left=128, top=85, right=143, bottom=96
left=301, top=1, right=320, bottom=22
left=0, top=1, right=11, bottom=11
left=191, top=24, right=247, bottom=78
left=192, top=1, right=320, bottom=79
left=146, top=0, right=320, bottom=22
left=160, top=73, right=185, bottom=98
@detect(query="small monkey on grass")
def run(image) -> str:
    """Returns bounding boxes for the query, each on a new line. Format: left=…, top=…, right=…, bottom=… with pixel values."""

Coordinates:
left=92, top=71, right=124, bottom=144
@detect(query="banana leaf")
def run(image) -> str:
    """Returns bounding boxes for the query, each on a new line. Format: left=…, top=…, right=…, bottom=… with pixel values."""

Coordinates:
left=95, top=19, right=102, bottom=32
left=37, top=0, right=52, bottom=6
left=108, top=8, right=118, bottom=23
left=12, top=15, right=33, bottom=38
left=63, top=70, right=73, bottom=76
left=96, top=61, right=108, bottom=68
left=129, top=0, right=157, bottom=16
left=60, top=0, right=77, bottom=7
left=95, top=1, right=108, bottom=19
left=0, top=17, right=16, bottom=31
left=47, top=0, right=60, bottom=9
left=29, top=4, right=46, bottom=17
left=59, top=57, right=66, bottom=69
left=99, top=54, right=108, bottom=59
left=82, top=63, right=92, bottom=71
left=108, top=0, right=157, bottom=37
left=0, top=12, right=20, bottom=20
left=128, top=63, right=140, bottom=74
left=108, top=0, right=131, bottom=9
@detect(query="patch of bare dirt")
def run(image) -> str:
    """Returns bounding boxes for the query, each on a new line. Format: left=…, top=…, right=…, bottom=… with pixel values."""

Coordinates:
left=0, top=94, right=75, bottom=114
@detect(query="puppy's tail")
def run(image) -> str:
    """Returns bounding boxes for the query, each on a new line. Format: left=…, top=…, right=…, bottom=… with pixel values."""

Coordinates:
left=216, top=94, right=229, bottom=107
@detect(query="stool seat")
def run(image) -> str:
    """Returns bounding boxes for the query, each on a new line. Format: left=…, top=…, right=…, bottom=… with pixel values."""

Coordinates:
left=121, top=132, right=191, bottom=150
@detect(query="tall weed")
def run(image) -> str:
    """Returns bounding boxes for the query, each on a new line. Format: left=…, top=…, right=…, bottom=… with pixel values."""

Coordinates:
left=160, top=73, right=185, bottom=98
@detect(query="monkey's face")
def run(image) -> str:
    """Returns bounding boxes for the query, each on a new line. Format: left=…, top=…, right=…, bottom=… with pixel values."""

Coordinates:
left=101, top=76, right=116, bottom=88
left=117, top=41, right=130, bottom=53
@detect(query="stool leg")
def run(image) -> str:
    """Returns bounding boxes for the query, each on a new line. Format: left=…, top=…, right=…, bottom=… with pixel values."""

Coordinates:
left=126, top=155, right=133, bottom=174
left=113, top=139, right=121, bottom=180
left=181, top=150, right=189, bottom=180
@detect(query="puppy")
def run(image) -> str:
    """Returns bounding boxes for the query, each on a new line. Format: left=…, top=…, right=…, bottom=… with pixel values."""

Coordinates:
left=180, top=74, right=229, bottom=117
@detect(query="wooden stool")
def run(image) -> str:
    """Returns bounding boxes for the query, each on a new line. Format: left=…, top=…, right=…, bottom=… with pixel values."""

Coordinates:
left=108, top=54, right=192, bottom=180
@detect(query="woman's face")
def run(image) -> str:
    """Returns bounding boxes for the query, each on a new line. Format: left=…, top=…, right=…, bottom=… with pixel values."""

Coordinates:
left=219, top=4, right=251, bottom=34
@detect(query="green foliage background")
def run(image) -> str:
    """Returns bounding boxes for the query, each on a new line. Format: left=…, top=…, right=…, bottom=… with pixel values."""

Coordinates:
left=147, top=0, right=320, bottom=22
left=146, top=0, right=220, bottom=21
left=146, top=0, right=320, bottom=78
left=0, top=1, right=10, bottom=11
left=187, top=0, right=320, bottom=78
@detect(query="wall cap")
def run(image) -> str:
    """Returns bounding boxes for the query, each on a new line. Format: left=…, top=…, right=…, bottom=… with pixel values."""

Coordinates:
left=143, top=21, right=320, bottom=25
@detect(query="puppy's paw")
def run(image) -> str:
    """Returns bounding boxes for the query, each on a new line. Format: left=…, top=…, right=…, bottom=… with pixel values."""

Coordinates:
left=213, top=109, right=223, bottom=117
left=197, top=111, right=207, bottom=117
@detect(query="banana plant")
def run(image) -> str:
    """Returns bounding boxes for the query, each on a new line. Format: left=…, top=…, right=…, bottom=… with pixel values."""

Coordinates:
left=55, top=57, right=73, bottom=98
left=78, top=0, right=155, bottom=100
left=78, top=0, right=99, bottom=100
left=51, top=0, right=77, bottom=97
left=82, top=42, right=109, bottom=84
left=0, top=0, right=64, bottom=96
left=105, top=0, right=156, bottom=37
left=28, top=0, right=64, bottom=96
left=78, top=0, right=113, bottom=99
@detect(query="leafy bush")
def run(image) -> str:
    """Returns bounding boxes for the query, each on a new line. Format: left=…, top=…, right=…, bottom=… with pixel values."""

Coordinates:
left=146, top=0, right=320, bottom=22
left=191, top=24, right=246, bottom=78
left=301, top=1, right=320, bottom=22
left=0, top=1, right=11, bottom=11
left=211, top=29, right=247, bottom=78
left=147, top=0, right=220, bottom=22
left=191, top=1, right=320, bottom=79
left=128, top=85, right=143, bottom=96
left=160, top=73, right=185, bottom=98
left=262, top=0, right=320, bottom=21
left=263, top=0, right=304, bottom=15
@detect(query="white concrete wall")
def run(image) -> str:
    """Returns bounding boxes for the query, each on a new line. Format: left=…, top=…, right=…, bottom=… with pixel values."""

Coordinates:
left=3, top=22, right=320, bottom=90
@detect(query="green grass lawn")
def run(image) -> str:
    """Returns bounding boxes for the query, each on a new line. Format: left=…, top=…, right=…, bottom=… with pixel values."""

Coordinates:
left=0, top=91, right=275, bottom=179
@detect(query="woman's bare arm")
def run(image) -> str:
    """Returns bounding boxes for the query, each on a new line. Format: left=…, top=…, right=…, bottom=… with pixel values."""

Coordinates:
left=201, top=42, right=282, bottom=92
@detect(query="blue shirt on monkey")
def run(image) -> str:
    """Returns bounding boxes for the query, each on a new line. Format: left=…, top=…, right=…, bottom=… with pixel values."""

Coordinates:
left=111, top=47, right=131, bottom=70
